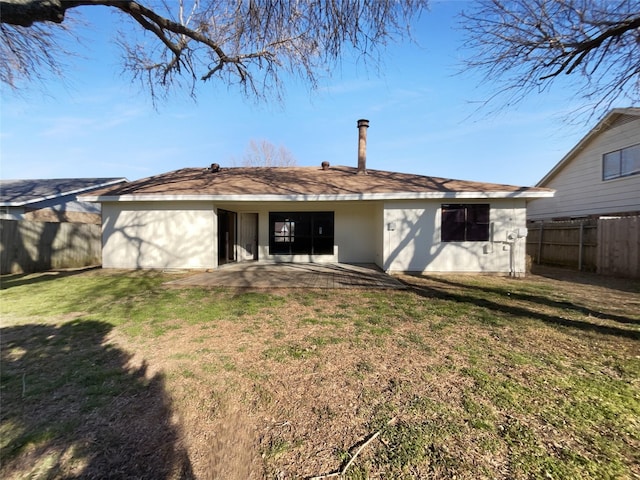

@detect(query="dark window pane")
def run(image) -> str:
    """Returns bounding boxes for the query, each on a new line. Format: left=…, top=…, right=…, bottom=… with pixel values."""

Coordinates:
left=292, top=214, right=310, bottom=236
left=604, top=144, right=640, bottom=180
left=469, top=204, right=489, bottom=224
left=270, top=242, right=290, bottom=254
left=467, top=205, right=490, bottom=241
left=314, top=236, right=334, bottom=254
left=314, top=213, right=334, bottom=237
left=274, top=220, right=293, bottom=242
left=603, top=151, right=621, bottom=180
left=467, top=223, right=489, bottom=241
left=292, top=236, right=312, bottom=254
left=442, top=205, right=465, bottom=242
left=622, top=144, right=640, bottom=176
left=441, top=204, right=490, bottom=242
left=269, top=212, right=334, bottom=255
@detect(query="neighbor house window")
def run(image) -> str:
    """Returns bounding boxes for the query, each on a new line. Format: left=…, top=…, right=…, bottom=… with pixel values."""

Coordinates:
left=603, top=144, right=640, bottom=180
left=269, top=212, right=334, bottom=255
left=441, top=204, right=490, bottom=242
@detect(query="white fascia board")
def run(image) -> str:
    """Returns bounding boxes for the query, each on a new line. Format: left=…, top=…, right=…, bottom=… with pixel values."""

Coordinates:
left=85, top=190, right=554, bottom=203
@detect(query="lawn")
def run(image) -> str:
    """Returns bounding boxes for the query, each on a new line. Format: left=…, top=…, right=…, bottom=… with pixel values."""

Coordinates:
left=1, top=267, right=639, bottom=479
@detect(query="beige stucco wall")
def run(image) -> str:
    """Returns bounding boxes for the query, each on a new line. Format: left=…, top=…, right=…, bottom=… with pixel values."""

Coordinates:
left=101, top=202, right=216, bottom=269
left=214, top=200, right=381, bottom=265
left=383, top=199, right=528, bottom=274
left=100, top=198, right=528, bottom=274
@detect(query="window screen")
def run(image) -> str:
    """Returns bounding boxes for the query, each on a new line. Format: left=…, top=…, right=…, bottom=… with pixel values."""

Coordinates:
left=269, top=212, right=334, bottom=255
left=441, top=204, right=490, bottom=242
left=603, top=144, right=640, bottom=180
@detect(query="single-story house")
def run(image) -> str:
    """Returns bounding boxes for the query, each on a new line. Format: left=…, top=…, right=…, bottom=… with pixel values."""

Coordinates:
left=84, top=121, right=553, bottom=275
left=527, top=108, right=640, bottom=221
left=0, top=177, right=127, bottom=224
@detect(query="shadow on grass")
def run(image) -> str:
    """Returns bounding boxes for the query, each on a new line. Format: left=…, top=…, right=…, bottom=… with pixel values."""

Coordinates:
left=1, top=319, right=193, bottom=479
left=0, top=267, right=101, bottom=290
left=425, top=275, right=640, bottom=326
left=531, top=264, right=640, bottom=294
left=401, top=275, right=640, bottom=341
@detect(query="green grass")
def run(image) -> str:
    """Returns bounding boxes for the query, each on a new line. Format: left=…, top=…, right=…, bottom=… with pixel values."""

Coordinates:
left=1, top=268, right=639, bottom=479
left=263, top=343, right=314, bottom=361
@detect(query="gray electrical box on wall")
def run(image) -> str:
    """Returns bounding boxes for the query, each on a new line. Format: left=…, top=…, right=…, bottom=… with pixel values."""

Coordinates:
left=387, top=222, right=396, bottom=231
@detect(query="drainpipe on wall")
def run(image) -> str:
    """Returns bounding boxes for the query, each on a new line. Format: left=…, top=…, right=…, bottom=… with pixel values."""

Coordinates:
left=357, top=119, right=369, bottom=175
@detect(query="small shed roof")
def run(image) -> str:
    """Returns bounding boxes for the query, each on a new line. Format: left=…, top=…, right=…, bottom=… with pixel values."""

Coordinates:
left=0, top=178, right=127, bottom=207
left=83, top=166, right=552, bottom=202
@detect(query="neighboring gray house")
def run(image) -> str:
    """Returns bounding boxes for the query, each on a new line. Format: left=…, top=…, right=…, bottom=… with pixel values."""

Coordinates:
left=0, top=178, right=127, bottom=224
left=527, top=108, right=640, bottom=221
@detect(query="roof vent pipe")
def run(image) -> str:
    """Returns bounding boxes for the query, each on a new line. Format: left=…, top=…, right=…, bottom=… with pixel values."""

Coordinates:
left=357, top=119, right=369, bottom=175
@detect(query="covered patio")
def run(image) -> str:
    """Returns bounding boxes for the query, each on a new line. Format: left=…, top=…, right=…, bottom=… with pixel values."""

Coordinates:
left=164, top=263, right=405, bottom=289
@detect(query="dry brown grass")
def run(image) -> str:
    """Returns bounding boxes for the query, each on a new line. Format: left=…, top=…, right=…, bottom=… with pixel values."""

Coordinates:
left=1, top=266, right=639, bottom=479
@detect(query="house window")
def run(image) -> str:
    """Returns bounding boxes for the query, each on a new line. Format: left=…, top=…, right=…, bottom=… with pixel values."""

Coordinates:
left=269, top=212, right=334, bottom=255
left=603, top=144, right=640, bottom=180
left=274, top=219, right=295, bottom=243
left=441, top=204, right=490, bottom=242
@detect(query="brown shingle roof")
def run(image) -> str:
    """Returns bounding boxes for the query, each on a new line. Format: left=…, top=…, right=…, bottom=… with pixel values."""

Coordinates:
left=88, top=166, right=551, bottom=199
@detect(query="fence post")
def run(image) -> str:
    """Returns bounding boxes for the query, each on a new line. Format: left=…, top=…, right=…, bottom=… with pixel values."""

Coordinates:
left=578, top=222, right=584, bottom=271
left=537, top=222, right=544, bottom=264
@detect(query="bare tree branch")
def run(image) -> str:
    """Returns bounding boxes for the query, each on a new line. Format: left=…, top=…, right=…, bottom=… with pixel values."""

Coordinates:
left=232, top=139, right=297, bottom=167
left=0, top=0, right=428, bottom=103
left=461, top=0, right=640, bottom=118
left=0, top=19, right=73, bottom=86
left=0, top=0, right=67, bottom=26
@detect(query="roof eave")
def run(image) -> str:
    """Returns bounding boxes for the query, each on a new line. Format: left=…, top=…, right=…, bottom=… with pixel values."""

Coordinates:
left=536, top=108, right=640, bottom=187
left=84, top=190, right=554, bottom=203
left=2, top=178, right=128, bottom=207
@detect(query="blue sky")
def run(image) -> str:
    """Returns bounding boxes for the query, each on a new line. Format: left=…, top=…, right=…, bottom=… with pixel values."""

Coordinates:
left=0, top=1, right=602, bottom=186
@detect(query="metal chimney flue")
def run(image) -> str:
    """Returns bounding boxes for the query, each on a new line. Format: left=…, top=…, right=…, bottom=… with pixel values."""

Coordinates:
left=357, top=119, right=369, bottom=175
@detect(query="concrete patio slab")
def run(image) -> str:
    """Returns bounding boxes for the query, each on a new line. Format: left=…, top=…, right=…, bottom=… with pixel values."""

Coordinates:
left=164, top=263, right=405, bottom=289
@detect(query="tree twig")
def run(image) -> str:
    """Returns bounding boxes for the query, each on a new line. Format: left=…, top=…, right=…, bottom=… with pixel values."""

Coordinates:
left=309, top=417, right=397, bottom=480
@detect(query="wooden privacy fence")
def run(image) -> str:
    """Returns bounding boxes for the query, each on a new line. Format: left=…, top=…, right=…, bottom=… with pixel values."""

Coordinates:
left=527, top=216, right=640, bottom=278
left=598, top=216, right=640, bottom=278
left=526, top=219, right=598, bottom=272
left=0, top=219, right=101, bottom=274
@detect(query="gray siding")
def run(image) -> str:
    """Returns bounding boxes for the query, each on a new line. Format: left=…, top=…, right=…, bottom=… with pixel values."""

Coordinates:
left=528, top=116, right=640, bottom=220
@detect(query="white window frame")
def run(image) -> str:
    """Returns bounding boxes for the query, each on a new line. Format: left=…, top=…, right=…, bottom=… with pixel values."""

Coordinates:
left=603, top=143, right=640, bottom=181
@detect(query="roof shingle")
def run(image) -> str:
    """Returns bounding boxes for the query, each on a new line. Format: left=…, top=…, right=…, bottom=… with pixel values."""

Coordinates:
left=0, top=178, right=127, bottom=206
left=90, top=166, right=550, bottom=198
